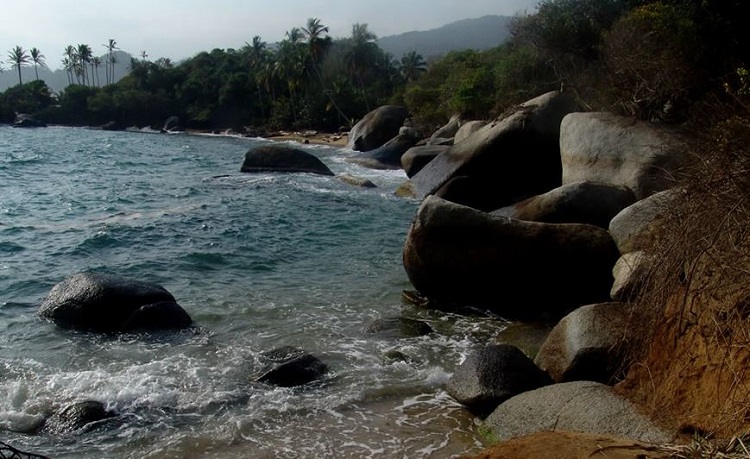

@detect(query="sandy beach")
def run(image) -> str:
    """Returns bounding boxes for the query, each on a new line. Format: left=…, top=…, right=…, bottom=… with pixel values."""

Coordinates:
left=266, top=131, right=349, bottom=147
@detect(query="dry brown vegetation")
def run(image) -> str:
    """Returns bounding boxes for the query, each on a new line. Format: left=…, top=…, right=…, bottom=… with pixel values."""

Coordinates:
left=617, top=93, right=750, bottom=439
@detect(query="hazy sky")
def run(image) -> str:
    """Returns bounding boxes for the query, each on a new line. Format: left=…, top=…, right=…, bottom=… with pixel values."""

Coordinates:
left=2, top=0, right=538, bottom=68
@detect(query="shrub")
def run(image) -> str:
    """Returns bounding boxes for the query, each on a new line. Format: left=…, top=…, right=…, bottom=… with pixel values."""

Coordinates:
left=601, top=2, right=699, bottom=121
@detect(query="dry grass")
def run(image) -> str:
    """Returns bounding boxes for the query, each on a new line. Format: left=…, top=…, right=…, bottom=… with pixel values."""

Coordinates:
left=618, top=97, right=750, bottom=438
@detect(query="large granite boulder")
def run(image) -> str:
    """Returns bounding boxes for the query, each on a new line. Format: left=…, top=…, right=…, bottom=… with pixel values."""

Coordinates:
left=611, top=251, right=652, bottom=302
left=409, top=91, right=580, bottom=200
left=609, top=189, right=680, bottom=254
left=454, top=120, right=487, bottom=144
left=434, top=175, right=530, bottom=212
left=240, top=144, right=334, bottom=176
left=346, top=105, right=409, bottom=152
left=347, top=129, right=420, bottom=170
left=561, top=112, right=689, bottom=200
left=401, top=145, right=450, bottom=178
left=39, top=272, right=192, bottom=332
left=491, top=181, right=637, bottom=229
left=494, top=322, right=554, bottom=360
left=484, top=381, right=672, bottom=443
left=403, top=196, right=619, bottom=320
left=429, top=114, right=462, bottom=142
left=446, top=344, right=552, bottom=418
left=534, top=302, right=630, bottom=383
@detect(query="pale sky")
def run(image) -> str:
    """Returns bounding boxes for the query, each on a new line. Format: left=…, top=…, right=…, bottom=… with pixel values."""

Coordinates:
left=1, top=0, right=538, bottom=68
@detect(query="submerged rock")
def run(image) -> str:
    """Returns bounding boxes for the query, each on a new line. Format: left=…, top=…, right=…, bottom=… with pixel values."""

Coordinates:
left=363, top=317, right=434, bottom=338
left=39, top=272, right=192, bottom=332
left=43, top=400, right=116, bottom=435
left=240, top=144, right=334, bottom=176
left=257, top=349, right=328, bottom=387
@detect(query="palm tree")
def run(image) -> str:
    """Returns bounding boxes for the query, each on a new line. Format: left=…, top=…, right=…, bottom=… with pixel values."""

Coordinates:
left=63, top=45, right=77, bottom=84
left=107, top=53, right=118, bottom=84
left=349, top=23, right=378, bottom=110
left=92, top=56, right=102, bottom=87
left=29, top=47, right=47, bottom=81
left=399, top=51, right=427, bottom=82
left=302, top=18, right=350, bottom=125
left=76, top=44, right=93, bottom=86
left=8, top=46, right=30, bottom=85
left=61, top=57, right=73, bottom=85
left=103, top=38, right=117, bottom=84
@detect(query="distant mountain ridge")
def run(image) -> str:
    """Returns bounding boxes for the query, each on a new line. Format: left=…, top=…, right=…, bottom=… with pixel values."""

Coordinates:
left=378, top=15, right=513, bottom=60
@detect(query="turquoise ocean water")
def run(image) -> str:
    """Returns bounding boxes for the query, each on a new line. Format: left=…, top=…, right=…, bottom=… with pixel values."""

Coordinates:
left=0, top=126, right=500, bottom=458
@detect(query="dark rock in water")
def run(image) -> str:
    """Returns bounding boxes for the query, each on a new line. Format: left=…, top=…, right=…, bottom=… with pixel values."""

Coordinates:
left=347, top=105, right=409, bottom=152
left=101, top=120, right=123, bottom=131
left=382, top=349, right=411, bottom=364
left=162, top=116, right=183, bottom=132
left=261, top=345, right=306, bottom=362
left=446, top=344, right=553, bottom=418
left=39, top=272, right=193, bottom=332
left=12, top=114, right=47, bottom=128
left=337, top=174, right=377, bottom=188
left=348, top=130, right=420, bottom=170
left=43, top=400, right=116, bottom=434
left=363, top=317, right=434, bottom=338
left=257, top=353, right=328, bottom=387
left=402, top=146, right=449, bottom=178
left=241, top=144, right=334, bottom=176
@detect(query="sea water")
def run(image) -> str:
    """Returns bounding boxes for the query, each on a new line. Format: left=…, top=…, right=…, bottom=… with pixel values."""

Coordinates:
left=0, top=126, right=503, bottom=458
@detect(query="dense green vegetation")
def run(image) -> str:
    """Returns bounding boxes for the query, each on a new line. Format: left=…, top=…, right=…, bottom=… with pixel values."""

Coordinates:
left=1, top=1, right=748, bottom=133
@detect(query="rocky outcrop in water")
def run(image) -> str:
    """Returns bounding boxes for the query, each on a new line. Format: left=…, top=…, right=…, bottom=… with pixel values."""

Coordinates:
left=43, top=400, right=117, bottom=435
left=346, top=105, right=409, bottom=152
left=347, top=129, right=420, bottom=170
left=12, top=114, right=46, bottom=128
left=363, top=317, right=433, bottom=338
left=401, top=145, right=449, bottom=178
left=256, top=347, right=329, bottom=387
left=240, top=144, right=334, bottom=176
left=39, top=272, right=193, bottom=332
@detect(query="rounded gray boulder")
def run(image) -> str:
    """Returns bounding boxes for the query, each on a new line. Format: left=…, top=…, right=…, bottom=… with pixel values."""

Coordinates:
left=241, top=144, right=334, bottom=176
left=446, top=344, right=552, bottom=418
left=39, top=272, right=192, bottom=332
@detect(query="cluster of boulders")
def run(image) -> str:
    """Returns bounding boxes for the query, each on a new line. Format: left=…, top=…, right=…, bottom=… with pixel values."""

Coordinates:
left=346, top=91, right=688, bottom=444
